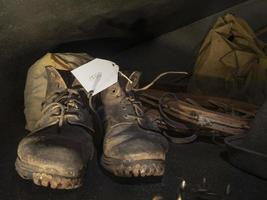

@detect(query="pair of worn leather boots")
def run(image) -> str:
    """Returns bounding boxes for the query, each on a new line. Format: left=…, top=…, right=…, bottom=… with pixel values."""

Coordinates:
left=15, top=67, right=168, bottom=189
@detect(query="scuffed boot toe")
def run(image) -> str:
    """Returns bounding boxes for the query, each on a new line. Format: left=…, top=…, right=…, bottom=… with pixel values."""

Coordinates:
left=101, top=125, right=168, bottom=177
left=16, top=126, right=93, bottom=189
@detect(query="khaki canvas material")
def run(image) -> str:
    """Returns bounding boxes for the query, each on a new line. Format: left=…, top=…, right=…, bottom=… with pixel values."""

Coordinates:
left=24, top=52, right=93, bottom=131
left=188, top=14, right=267, bottom=105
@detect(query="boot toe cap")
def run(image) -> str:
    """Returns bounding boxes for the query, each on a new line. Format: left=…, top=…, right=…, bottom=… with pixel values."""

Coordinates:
left=17, top=134, right=86, bottom=177
left=104, top=125, right=168, bottom=161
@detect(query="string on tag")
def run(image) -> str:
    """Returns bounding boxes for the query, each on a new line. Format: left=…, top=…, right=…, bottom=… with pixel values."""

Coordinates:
left=118, top=71, right=188, bottom=92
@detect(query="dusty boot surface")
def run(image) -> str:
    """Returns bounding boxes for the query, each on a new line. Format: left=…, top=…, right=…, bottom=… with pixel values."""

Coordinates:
left=15, top=67, right=94, bottom=189
left=100, top=74, right=168, bottom=177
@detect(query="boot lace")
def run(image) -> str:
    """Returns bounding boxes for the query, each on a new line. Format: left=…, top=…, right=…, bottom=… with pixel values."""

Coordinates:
left=119, top=71, right=188, bottom=126
left=119, top=71, right=198, bottom=144
left=123, top=95, right=145, bottom=125
left=34, top=89, right=84, bottom=130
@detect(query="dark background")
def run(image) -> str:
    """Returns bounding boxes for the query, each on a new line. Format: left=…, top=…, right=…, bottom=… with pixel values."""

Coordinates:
left=1, top=0, right=267, bottom=199
left=0, top=0, right=249, bottom=118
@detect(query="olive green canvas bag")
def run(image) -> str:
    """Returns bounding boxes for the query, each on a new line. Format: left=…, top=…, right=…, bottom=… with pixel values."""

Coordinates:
left=189, top=14, right=267, bottom=105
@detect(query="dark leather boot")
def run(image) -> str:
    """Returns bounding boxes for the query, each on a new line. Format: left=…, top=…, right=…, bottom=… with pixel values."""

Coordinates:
left=15, top=67, right=94, bottom=189
left=100, top=74, right=169, bottom=177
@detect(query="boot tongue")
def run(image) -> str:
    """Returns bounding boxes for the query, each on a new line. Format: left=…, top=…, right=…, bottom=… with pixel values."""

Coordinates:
left=125, top=71, right=141, bottom=92
left=113, top=70, right=142, bottom=94
left=45, top=66, right=77, bottom=98
left=57, top=69, right=75, bottom=88
left=101, top=71, right=140, bottom=104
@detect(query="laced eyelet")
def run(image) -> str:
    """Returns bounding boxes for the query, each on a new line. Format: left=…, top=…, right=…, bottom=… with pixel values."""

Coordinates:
left=36, top=89, right=83, bottom=129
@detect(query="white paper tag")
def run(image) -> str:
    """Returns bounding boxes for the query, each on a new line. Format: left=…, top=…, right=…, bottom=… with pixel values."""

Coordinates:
left=71, top=58, right=119, bottom=95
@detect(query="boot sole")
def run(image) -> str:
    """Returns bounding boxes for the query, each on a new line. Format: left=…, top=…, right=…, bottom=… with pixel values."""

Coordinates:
left=101, top=155, right=165, bottom=177
left=15, top=157, right=83, bottom=189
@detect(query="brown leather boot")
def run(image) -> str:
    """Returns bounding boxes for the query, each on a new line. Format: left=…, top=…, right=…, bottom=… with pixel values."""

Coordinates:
left=100, top=74, right=168, bottom=177
left=15, top=67, right=94, bottom=189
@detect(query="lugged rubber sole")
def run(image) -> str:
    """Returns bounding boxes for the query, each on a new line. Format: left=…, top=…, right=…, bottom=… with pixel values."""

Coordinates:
left=15, top=157, right=83, bottom=189
left=101, top=155, right=165, bottom=177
